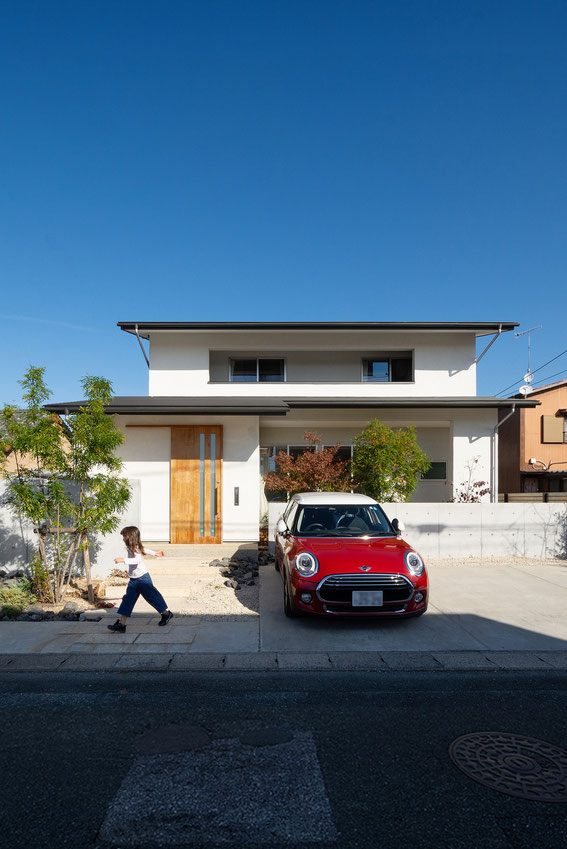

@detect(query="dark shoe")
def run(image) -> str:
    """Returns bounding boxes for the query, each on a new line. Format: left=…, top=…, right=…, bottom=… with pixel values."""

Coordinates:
left=159, top=610, right=173, bottom=627
left=107, top=619, right=126, bottom=633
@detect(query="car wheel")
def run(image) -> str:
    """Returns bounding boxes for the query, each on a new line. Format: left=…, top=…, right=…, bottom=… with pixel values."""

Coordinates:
left=283, top=572, right=299, bottom=618
left=274, top=557, right=280, bottom=572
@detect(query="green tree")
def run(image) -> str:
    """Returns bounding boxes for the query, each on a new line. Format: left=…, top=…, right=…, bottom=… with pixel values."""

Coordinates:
left=352, top=419, right=430, bottom=502
left=62, top=375, right=131, bottom=602
left=1, top=367, right=130, bottom=603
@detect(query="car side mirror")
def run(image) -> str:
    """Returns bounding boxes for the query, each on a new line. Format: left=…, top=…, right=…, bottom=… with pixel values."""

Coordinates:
left=392, top=518, right=405, bottom=537
left=276, top=518, right=289, bottom=537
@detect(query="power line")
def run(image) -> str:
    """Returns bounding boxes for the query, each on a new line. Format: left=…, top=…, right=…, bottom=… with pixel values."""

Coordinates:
left=494, top=348, right=567, bottom=396
left=530, top=367, right=567, bottom=390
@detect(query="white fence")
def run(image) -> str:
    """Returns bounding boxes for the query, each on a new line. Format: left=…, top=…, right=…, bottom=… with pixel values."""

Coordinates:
left=268, top=501, right=567, bottom=560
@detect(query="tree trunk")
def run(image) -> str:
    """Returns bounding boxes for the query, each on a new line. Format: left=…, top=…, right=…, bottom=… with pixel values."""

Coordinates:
left=83, top=534, right=94, bottom=605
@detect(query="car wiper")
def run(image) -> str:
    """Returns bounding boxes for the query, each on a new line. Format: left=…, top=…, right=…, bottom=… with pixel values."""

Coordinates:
left=366, top=531, right=396, bottom=537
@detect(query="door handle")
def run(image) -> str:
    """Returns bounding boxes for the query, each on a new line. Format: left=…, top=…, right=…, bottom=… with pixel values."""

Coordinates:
left=215, top=487, right=219, bottom=516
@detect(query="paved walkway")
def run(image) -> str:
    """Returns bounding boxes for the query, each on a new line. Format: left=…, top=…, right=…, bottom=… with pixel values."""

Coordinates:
left=1, top=555, right=567, bottom=671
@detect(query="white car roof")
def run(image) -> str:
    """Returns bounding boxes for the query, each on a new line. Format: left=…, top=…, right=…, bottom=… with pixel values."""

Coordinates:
left=292, top=492, right=379, bottom=505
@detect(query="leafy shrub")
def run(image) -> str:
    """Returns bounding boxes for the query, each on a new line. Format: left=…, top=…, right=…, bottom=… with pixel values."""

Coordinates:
left=0, top=578, right=37, bottom=618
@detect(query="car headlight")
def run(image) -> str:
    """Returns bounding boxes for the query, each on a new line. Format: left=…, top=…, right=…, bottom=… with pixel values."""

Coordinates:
left=294, top=552, right=319, bottom=577
left=405, top=550, right=425, bottom=577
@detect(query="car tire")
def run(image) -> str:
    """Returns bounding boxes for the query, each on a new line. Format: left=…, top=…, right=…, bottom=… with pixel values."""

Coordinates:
left=274, top=558, right=280, bottom=572
left=283, top=572, right=299, bottom=618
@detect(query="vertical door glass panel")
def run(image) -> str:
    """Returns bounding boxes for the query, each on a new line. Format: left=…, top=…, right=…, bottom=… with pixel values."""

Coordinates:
left=210, top=433, right=216, bottom=536
left=199, top=433, right=205, bottom=537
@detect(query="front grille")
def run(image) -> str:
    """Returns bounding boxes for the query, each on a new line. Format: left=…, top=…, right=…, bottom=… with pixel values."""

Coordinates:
left=317, top=573, right=413, bottom=604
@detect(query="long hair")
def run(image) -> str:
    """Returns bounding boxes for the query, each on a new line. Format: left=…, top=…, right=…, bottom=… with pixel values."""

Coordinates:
left=120, top=526, right=146, bottom=556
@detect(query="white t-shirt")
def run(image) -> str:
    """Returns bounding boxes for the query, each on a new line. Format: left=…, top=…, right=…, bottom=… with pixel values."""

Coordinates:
left=124, top=549, right=157, bottom=579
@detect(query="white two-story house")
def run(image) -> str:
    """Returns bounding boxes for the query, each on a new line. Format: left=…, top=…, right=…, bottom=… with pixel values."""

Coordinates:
left=47, top=321, right=536, bottom=544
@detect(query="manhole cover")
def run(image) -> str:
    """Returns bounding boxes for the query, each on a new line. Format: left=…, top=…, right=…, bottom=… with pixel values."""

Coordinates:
left=449, top=733, right=567, bottom=802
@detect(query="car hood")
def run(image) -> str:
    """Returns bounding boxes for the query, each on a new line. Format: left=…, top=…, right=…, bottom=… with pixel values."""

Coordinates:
left=294, top=535, right=417, bottom=576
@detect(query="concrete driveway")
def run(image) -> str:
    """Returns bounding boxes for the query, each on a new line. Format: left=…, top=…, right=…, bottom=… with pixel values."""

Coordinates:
left=260, top=558, right=567, bottom=653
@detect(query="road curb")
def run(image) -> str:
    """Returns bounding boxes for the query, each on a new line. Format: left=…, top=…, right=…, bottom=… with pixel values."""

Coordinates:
left=1, top=650, right=566, bottom=673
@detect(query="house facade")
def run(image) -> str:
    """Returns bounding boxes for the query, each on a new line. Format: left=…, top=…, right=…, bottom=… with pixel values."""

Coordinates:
left=47, top=321, right=536, bottom=543
left=499, top=379, right=567, bottom=496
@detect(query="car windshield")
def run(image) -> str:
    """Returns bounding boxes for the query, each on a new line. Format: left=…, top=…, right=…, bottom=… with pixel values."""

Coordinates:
left=293, top=504, right=394, bottom=537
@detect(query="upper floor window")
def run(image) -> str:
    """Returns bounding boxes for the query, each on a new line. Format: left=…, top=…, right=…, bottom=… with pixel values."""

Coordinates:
left=230, top=358, right=285, bottom=382
left=362, top=353, right=413, bottom=383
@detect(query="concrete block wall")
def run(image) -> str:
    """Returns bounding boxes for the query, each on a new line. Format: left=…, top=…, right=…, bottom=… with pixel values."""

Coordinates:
left=268, top=501, right=567, bottom=560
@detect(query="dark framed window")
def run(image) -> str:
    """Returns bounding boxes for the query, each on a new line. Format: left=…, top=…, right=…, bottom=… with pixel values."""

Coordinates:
left=288, top=445, right=316, bottom=460
left=230, top=358, right=285, bottom=382
left=362, top=353, right=413, bottom=383
left=421, top=462, right=447, bottom=481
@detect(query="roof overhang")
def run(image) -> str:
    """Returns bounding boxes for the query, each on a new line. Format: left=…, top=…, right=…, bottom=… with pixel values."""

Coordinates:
left=118, top=321, right=519, bottom=340
left=45, top=395, right=537, bottom=416
left=45, top=397, right=290, bottom=416
left=285, top=397, right=536, bottom=409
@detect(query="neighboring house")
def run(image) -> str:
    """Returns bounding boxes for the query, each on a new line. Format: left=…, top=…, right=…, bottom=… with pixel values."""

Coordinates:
left=499, top=379, right=567, bottom=496
left=46, top=321, right=536, bottom=544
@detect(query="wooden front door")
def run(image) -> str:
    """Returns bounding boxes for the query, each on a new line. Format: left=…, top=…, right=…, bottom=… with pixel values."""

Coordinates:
left=170, top=426, right=222, bottom=543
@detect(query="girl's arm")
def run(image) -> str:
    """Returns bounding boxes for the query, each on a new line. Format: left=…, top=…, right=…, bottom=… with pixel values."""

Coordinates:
left=145, top=549, right=165, bottom=558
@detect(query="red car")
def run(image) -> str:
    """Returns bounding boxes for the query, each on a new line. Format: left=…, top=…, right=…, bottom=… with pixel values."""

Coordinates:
left=275, top=492, right=428, bottom=618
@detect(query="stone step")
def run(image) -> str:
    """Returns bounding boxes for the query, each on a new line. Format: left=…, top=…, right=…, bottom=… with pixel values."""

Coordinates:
left=143, top=543, right=258, bottom=560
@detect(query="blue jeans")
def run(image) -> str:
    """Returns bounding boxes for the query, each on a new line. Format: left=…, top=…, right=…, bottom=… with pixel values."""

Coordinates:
left=117, top=572, right=168, bottom=618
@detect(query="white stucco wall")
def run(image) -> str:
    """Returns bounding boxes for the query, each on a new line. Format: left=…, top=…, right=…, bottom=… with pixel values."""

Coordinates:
left=147, top=330, right=477, bottom=397
left=116, top=415, right=260, bottom=542
left=451, top=409, right=498, bottom=501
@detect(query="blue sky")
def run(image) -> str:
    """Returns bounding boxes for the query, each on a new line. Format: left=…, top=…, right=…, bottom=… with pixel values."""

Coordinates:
left=1, top=1, right=566, bottom=404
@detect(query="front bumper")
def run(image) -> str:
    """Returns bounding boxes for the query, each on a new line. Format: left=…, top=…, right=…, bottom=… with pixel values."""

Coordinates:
left=290, top=570, right=428, bottom=617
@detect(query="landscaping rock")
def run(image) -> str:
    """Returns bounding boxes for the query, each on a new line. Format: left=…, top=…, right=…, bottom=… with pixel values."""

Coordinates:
left=219, top=567, right=232, bottom=577
left=223, top=579, right=239, bottom=589
left=16, top=614, right=30, bottom=621
left=24, top=604, right=47, bottom=616
left=62, top=601, right=79, bottom=613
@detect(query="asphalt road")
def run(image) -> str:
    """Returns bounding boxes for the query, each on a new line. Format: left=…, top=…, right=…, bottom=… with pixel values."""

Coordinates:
left=2, top=670, right=567, bottom=849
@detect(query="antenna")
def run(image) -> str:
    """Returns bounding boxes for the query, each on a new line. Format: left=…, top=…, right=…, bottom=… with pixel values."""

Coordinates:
left=515, top=325, right=541, bottom=394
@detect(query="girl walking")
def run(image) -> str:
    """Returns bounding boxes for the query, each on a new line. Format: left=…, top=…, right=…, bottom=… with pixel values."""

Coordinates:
left=108, top=526, right=173, bottom=633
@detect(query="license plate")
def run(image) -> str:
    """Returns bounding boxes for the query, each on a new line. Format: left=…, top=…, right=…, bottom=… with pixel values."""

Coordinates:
left=352, top=590, right=383, bottom=607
